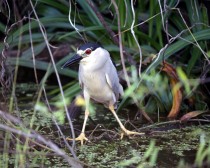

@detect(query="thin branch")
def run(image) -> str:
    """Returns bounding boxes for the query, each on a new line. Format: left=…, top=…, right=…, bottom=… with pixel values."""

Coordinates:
left=110, top=0, right=131, bottom=87
left=122, top=0, right=128, bottom=27
left=4, top=0, right=11, bottom=32
left=42, top=86, right=77, bottom=159
left=85, top=0, right=135, bottom=65
left=29, top=0, right=76, bottom=148
left=110, top=0, right=153, bottom=123
left=130, top=0, right=142, bottom=77
left=1, top=16, right=26, bottom=90
left=176, top=8, right=210, bottom=63
left=28, top=13, right=39, bottom=85
left=0, top=122, right=82, bottom=168
left=85, top=0, right=119, bottom=45
left=68, top=0, right=84, bottom=40
left=0, top=110, right=22, bottom=125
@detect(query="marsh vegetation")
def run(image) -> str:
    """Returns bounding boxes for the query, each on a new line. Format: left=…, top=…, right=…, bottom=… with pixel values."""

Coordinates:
left=0, top=0, right=210, bottom=167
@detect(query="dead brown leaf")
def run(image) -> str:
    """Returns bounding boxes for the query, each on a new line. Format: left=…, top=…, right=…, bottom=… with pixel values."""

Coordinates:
left=161, top=62, right=183, bottom=120
left=180, top=111, right=208, bottom=122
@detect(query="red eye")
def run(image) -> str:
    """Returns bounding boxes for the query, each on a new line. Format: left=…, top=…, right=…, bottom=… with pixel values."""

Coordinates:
left=85, top=49, right=92, bottom=55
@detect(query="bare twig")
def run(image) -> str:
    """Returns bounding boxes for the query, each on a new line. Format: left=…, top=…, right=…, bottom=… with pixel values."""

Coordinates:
left=109, top=0, right=153, bottom=123
left=85, top=0, right=119, bottom=45
left=68, top=0, right=84, bottom=41
left=0, top=110, right=22, bottom=125
left=0, top=123, right=83, bottom=167
left=130, top=0, right=142, bottom=77
left=110, top=0, right=131, bottom=87
left=29, top=0, right=76, bottom=148
left=85, top=0, right=135, bottom=65
left=138, top=120, right=181, bottom=131
left=28, top=13, right=39, bottom=85
left=1, top=16, right=26, bottom=91
left=42, top=86, right=77, bottom=159
left=0, top=109, right=83, bottom=167
left=176, top=8, right=210, bottom=63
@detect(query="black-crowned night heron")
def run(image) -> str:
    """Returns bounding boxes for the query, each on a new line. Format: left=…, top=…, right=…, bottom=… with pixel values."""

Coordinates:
left=62, top=43, right=142, bottom=145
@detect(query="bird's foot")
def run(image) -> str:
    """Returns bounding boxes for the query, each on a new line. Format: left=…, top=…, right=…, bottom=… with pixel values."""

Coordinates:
left=66, top=133, right=88, bottom=145
left=120, top=129, right=144, bottom=139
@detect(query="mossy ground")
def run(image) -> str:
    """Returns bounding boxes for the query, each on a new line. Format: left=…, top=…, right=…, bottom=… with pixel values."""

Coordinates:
left=75, top=125, right=210, bottom=167
left=1, top=85, right=210, bottom=167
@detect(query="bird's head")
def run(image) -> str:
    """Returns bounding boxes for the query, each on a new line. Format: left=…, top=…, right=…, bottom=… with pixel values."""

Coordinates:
left=62, top=43, right=103, bottom=68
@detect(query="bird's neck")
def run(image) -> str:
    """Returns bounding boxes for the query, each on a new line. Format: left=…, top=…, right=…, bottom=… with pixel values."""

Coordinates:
left=80, top=56, right=109, bottom=71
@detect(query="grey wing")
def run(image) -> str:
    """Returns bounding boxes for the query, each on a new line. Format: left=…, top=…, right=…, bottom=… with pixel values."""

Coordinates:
left=105, top=65, right=124, bottom=101
left=78, top=66, right=84, bottom=89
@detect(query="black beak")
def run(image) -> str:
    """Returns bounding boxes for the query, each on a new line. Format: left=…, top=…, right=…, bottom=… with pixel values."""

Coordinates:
left=61, top=54, right=82, bottom=68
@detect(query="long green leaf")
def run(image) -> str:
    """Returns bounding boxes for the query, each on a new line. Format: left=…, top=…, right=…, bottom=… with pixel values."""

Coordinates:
left=7, top=57, right=78, bottom=78
left=146, top=29, right=210, bottom=72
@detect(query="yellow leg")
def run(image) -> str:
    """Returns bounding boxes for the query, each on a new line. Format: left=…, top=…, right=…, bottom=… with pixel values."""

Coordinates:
left=67, top=90, right=90, bottom=145
left=109, top=105, right=144, bottom=139
left=66, top=109, right=89, bottom=145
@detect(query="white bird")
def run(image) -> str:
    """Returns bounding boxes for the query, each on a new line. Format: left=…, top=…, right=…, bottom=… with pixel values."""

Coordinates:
left=62, top=43, right=142, bottom=145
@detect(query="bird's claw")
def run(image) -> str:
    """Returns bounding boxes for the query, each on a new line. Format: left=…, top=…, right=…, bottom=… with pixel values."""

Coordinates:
left=66, top=132, right=88, bottom=145
left=120, top=129, right=144, bottom=139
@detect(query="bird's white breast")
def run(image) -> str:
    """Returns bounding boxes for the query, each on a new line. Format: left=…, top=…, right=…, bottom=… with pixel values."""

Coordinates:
left=79, top=48, right=116, bottom=105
